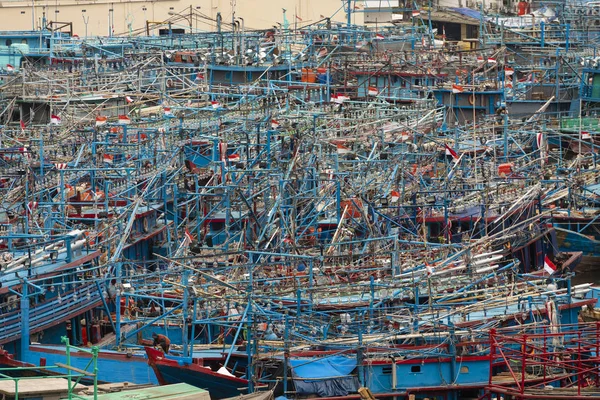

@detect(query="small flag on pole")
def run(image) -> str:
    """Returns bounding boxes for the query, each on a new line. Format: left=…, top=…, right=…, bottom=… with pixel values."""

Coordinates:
left=487, top=57, right=497, bottom=64
left=582, top=131, right=591, bottom=140
left=375, top=33, right=385, bottom=40
left=425, top=263, right=434, bottom=276
left=390, top=190, right=400, bottom=203
left=50, top=114, right=61, bottom=125
left=452, top=84, right=463, bottom=94
left=445, top=144, right=459, bottom=161
left=504, top=67, right=514, bottom=76
left=368, top=86, right=378, bottom=96
left=163, top=107, right=173, bottom=116
left=211, top=101, right=221, bottom=109
left=95, top=116, right=107, bottom=126
left=118, top=115, right=131, bottom=125
left=184, top=228, right=194, bottom=243
left=543, top=255, right=557, bottom=275
left=228, top=153, right=241, bottom=162
left=271, top=119, right=280, bottom=129
left=125, top=96, right=134, bottom=104
left=412, top=10, right=421, bottom=17
left=477, top=56, right=484, bottom=64
left=103, top=154, right=114, bottom=164
left=536, top=132, right=544, bottom=149
left=6, top=64, right=14, bottom=72
left=331, top=94, right=350, bottom=104
left=336, top=144, right=352, bottom=155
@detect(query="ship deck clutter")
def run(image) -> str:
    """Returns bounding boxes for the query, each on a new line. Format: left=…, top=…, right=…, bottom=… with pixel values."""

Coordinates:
left=1, top=1, right=600, bottom=399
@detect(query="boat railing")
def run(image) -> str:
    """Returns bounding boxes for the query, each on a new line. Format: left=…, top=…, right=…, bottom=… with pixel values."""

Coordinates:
left=0, top=281, right=103, bottom=345
left=486, top=322, right=600, bottom=397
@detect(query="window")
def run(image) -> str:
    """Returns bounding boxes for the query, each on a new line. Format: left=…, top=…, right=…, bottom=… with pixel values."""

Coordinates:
left=5, top=39, right=12, bottom=46
left=210, top=222, right=225, bottom=232
left=382, top=366, right=392, bottom=374
left=21, top=39, right=27, bottom=44
left=410, top=365, right=421, bottom=373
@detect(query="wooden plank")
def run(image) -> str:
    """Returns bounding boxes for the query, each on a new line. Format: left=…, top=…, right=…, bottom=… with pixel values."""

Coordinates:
left=358, top=387, right=377, bottom=400
left=55, top=362, right=96, bottom=377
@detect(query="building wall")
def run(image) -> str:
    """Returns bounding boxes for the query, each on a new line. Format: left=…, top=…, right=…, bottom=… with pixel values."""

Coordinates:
left=0, top=0, right=363, bottom=37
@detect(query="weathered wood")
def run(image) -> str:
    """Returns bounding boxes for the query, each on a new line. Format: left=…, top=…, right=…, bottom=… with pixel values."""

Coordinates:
left=55, top=362, right=96, bottom=377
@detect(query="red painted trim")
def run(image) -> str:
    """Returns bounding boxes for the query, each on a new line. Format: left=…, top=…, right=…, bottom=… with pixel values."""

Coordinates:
left=29, top=345, right=147, bottom=362
left=367, top=355, right=490, bottom=365
left=145, top=347, right=248, bottom=384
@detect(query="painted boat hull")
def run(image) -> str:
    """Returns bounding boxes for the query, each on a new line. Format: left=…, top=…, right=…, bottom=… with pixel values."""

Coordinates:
left=26, top=345, right=157, bottom=384
left=145, top=346, right=249, bottom=399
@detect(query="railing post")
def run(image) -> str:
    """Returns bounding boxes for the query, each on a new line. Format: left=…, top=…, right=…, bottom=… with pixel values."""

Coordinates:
left=92, top=345, right=99, bottom=400
left=578, top=331, right=582, bottom=396
left=489, top=329, right=496, bottom=386
left=521, top=334, right=527, bottom=396
left=61, top=336, right=72, bottom=394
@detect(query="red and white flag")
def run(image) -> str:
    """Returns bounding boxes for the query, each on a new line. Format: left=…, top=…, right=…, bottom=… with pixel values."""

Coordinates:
left=477, top=56, right=484, bottom=64
left=487, top=57, right=497, bottom=64
left=375, top=33, right=385, bottom=40
left=582, top=131, right=591, bottom=140
left=543, top=255, right=557, bottom=275
left=118, top=115, right=131, bottom=125
left=103, top=154, right=114, bottom=164
left=336, top=144, right=352, bottom=155
left=412, top=10, right=420, bottom=17
left=452, top=84, right=463, bottom=94
left=195, top=72, right=205, bottom=81
left=536, top=132, right=544, bottom=149
left=445, top=144, right=459, bottom=161
left=219, top=142, right=228, bottom=163
left=50, top=114, right=61, bottom=125
left=211, top=101, right=221, bottom=109
left=125, top=96, right=134, bottom=104
left=96, top=116, right=108, bottom=126
left=330, top=94, right=350, bottom=104
left=271, top=119, right=280, bottom=129
left=6, top=64, right=14, bottom=72
left=184, top=228, right=194, bottom=243
left=20, top=120, right=26, bottom=130
left=228, top=153, right=240, bottom=162
left=505, top=67, right=514, bottom=76
left=425, top=264, right=434, bottom=276
left=368, top=86, right=378, bottom=96
left=163, top=107, right=173, bottom=116
left=390, top=190, right=400, bottom=203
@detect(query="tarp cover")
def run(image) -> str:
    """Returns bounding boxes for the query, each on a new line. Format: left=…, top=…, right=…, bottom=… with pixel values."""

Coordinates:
left=290, top=356, right=359, bottom=397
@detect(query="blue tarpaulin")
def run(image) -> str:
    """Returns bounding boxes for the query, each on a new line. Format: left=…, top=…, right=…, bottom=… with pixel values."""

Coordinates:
left=289, top=356, right=356, bottom=378
left=290, top=356, right=358, bottom=397
left=451, top=7, right=482, bottom=20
